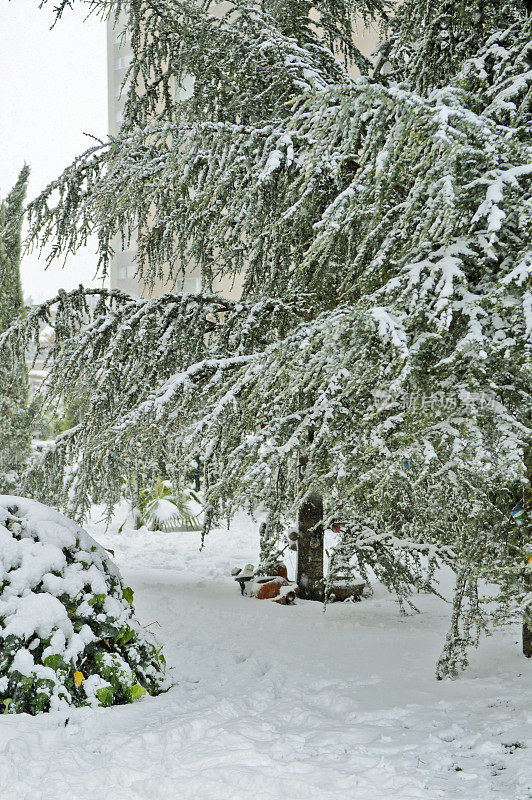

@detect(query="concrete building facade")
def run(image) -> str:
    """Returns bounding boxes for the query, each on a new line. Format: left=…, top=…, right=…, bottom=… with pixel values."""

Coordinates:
left=106, top=13, right=378, bottom=300
left=106, top=18, right=142, bottom=297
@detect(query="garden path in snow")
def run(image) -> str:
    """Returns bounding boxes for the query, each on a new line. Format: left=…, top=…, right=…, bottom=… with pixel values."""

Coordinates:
left=0, top=507, right=529, bottom=799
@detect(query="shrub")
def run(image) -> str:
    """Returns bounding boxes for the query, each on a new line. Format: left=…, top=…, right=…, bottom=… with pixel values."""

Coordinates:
left=0, top=496, right=167, bottom=714
left=134, top=478, right=202, bottom=531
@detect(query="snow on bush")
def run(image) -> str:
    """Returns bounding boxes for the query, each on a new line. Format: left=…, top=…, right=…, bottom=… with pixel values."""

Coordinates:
left=0, top=496, right=167, bottom=714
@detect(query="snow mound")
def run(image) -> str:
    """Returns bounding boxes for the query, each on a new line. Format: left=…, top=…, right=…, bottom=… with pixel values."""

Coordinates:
left=0, top=496, right=167, bottom=714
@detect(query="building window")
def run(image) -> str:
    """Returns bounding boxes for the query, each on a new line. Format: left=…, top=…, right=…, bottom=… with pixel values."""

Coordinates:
left=118, top=266, right=128, bottom=280
left=182, top=277, right=202, bottom=295
left=173, top=74, right=195, bottom=104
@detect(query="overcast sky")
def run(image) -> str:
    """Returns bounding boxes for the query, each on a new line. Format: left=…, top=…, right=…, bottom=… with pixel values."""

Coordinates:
left=0, top=0, right=108, bottom=303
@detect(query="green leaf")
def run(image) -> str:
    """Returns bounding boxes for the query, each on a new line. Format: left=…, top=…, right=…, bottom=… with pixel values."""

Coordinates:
left=98, top=621, right=120, bottom=638
left=88, top=593, right=106, bottom=607
left=127, top=683, right=146, bottom=702
left=116, top=626, right=135, bottom=647
left=96, top=686, right=114, bottom=706
left=1, top=698, right=12, bottom=713
left=122, top=586, right=134, bottom=605
left=43, top=654, right=67, bottom=672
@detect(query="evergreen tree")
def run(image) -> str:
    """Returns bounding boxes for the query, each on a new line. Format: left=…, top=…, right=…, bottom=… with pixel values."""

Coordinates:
left=0, top=165, right=31, bottom=487
left=5, top=0, right=532, bottom=674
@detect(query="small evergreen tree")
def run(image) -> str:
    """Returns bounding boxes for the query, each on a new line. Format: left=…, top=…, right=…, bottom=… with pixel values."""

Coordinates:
left=6, top=0, right=532, bottom=674
left=0, top=165, right=31, bottom=488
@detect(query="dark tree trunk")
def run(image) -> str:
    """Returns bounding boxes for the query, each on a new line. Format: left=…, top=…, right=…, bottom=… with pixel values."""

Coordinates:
left=524, top=560, right=532, bottom=658
left=523, top=622, right=532, bottom=658
left=297, top=490, right=324, bottom=601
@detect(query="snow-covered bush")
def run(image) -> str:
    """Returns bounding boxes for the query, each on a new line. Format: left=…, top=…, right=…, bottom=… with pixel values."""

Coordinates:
left=0, top=496, right=167, bottom=714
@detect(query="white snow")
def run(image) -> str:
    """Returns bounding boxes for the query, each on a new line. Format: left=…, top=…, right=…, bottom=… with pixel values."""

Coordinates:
left=472, top=164, right=532, bottom=241
left=258, top=135, right=295, bottom=181
left=0, top=503, right=529, bottom=799
left=2, top=592, right=73, bottom=642
left=370, top=307, right=409, bottom=356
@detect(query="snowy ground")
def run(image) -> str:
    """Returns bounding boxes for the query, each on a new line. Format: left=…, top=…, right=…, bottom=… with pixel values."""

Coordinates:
left=0, top=506, right=529, bottom=800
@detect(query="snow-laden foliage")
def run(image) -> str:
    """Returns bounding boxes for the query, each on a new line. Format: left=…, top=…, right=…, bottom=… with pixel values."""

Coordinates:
left=380, top=0, right=529, bottom=94
left=3, top=287, right=304, bottom=518
left=456, top=16, right=532, bottom=127
left=135, top=478, right=202, bottom=531
left=0, top=496, right=167, bottom=714
left=10, top=0, right=532, bottom=674
left=0, top=166, right=31, bottom=487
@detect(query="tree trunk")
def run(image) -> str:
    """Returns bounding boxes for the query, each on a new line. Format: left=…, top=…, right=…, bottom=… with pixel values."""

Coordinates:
left=523, top=557, right=532, bottom=658
left=523, top=621, right=532, bottom=658
left=524, top=451, right=532, bottom=657
left=297, top=490, right=324, bottom=601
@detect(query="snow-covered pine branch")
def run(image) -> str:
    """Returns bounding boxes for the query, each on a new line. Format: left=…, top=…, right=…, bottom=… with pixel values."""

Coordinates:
left=381, top=0, right=529, bottom=95
left=0, top=166, right=31, bottom=486
left=1, top=287, right=307, bottom=518
left=26, top=73, right=532, bottom=330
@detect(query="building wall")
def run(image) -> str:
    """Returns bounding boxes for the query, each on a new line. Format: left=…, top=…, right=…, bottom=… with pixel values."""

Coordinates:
left=107, top=12, right=378, bottom=301
left=107, top=16, right=141, bottom=297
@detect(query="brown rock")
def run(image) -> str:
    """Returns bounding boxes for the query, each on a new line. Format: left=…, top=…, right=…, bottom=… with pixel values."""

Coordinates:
left=255, top=578, right=283, bottom=600
left=247, top=575, right=299, bottom=602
